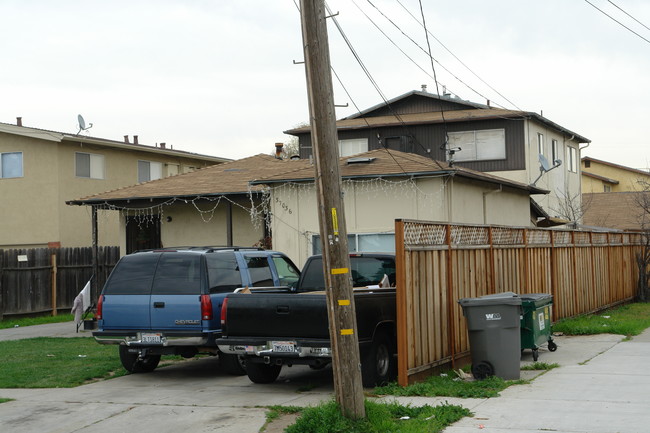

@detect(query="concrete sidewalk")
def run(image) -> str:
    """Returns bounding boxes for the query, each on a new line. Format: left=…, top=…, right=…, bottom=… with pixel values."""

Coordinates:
left=0, top=323, right=648, bottom=432
left=0, top=321, right=91, bottom=341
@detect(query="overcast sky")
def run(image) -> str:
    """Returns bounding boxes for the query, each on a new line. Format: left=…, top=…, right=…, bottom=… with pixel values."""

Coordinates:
left=1, top=0, right=648, bottom=169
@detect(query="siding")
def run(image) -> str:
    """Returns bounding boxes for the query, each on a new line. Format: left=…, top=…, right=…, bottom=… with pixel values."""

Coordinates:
left=298, top=118, right=526, bottom=172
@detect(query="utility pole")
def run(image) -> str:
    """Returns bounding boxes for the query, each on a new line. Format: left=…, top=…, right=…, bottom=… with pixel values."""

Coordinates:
left=299, top=0, right=366, bottom=419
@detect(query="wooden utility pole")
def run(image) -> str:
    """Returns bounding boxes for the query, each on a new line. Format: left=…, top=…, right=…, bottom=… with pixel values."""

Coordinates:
left=299, top=0, right=366, bottom=419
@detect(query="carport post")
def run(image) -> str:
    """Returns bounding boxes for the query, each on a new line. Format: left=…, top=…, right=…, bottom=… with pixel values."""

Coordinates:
left=91, top=205, right=99, bottom=302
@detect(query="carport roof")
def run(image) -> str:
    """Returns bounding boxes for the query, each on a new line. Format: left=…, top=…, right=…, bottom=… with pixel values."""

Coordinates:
left=67, top=154, right=310, bottom=206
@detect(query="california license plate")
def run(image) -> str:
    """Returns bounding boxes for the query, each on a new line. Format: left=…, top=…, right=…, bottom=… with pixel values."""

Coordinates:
left=141, top=333, right=162, bottom=344
left=272, top=341, right=296, bottom=353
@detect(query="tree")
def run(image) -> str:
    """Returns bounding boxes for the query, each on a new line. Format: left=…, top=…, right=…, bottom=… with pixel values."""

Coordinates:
left=633, top=179, right=650, bottom=301
left=550, top=188, right=592, bottom=227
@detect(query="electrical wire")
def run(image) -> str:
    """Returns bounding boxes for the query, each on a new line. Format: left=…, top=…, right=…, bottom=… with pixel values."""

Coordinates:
left=393, top=0, right=522, bottom=111
left=607, top=0, right=650, bottom=32
left=584, top=0, right=650, bottom=45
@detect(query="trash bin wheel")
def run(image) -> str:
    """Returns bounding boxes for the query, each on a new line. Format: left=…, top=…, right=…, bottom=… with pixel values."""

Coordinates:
left=548, top=341, right=557, bottom=352
left=532, top=349, right=539, bottom=362
left=472, top=361, right=494, bottom=380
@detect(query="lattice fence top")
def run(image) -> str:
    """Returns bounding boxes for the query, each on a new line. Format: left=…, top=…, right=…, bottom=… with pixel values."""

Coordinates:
left=492, top=226, right=524, bottom=245
left=527, top=229, right=552, bottom=245
left=400, top=220, right=644, bottom=248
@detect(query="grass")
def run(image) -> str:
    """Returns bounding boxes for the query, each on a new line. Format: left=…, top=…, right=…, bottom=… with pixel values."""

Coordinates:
left=552, top=303, right=650, bottom=337
left=520, top=362, right=559, bottom=371
left=282, top=400, right=471, bottom=433
left=0, top=313, right=76, bottom=330
left=0, top=337, right=129, bottom=388
left=0, top=398, right=12, bottom=404
left=372, top=369, right=522, bottom=399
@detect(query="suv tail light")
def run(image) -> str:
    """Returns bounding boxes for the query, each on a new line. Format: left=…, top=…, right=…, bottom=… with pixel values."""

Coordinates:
left=96, top=295, right=104, bottom=320
left=200, top=295, right=213, bottom=320
left=220, top=297, right=229, bottom=328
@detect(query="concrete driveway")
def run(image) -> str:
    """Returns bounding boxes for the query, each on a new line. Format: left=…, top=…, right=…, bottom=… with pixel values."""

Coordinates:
left=1, top=322, right=650, bottom=432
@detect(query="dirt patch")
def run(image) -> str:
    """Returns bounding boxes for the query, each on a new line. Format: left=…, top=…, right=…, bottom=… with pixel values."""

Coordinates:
left=262, top=413, right=299, bottom=433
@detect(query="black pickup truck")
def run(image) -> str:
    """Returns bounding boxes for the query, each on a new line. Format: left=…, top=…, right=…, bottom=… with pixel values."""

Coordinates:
left=216, top=253, right=397, bottom=387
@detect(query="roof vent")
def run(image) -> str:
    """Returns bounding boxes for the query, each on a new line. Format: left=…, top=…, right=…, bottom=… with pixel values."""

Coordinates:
left=347, top=157, right=376, bottom=165
left=421, top=84, right=427, bottom=92
left=16, top=117, right=22, bottom=127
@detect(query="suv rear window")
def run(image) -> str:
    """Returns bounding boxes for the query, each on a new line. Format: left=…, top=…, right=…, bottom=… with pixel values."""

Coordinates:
left=152, top=253, right=202, bottom=295
left=103, top=253, right=160, bottom=295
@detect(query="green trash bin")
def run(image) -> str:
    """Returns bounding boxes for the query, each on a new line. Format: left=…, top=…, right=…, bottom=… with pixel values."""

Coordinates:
left=458, top=292, right=522, bottom=380
left=520, top=293, right=557, bottom=361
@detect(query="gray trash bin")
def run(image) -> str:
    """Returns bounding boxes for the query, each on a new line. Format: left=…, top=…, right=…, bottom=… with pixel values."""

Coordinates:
left=458, top=292, right=522, bottom=380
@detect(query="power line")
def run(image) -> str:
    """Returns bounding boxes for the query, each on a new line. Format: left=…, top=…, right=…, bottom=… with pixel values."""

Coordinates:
left=393, top=0, right=522, bottom=111
left=584, top=0, right=650, bottom=45
left=607, top=0, right=650, bottom=33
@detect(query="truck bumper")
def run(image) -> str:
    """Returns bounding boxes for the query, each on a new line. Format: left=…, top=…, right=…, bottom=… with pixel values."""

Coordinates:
left=217, top=338, right=332, bottom=358
left=94, top=330, right=216, bottom=347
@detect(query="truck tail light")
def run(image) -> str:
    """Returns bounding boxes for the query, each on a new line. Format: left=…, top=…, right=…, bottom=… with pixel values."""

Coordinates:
left=200, top=295, right=213, bottom=320
left=220, top=297, right=229, bottom=328
left=96, top=295, right=104, bottom=320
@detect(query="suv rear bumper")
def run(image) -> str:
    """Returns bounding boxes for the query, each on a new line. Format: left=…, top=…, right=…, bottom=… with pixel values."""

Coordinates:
left=94, top=330, right=218, bottom=347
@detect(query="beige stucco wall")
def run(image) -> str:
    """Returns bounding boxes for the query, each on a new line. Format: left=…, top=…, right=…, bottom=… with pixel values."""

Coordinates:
left=159, top=199, right=265, bottom=249
left=270, top=176, right=532, bottom=267
left=1, top=133, right=222, bottom=249
left=491, top=119, right=582, bottom=221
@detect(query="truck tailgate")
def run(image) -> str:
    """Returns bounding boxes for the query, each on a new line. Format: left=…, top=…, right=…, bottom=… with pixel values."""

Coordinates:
left=224, top=293, right=329, bottom=339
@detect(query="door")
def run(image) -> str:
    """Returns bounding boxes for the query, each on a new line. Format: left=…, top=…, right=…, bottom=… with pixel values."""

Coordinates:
left=126, top=216, right=161, bottom=254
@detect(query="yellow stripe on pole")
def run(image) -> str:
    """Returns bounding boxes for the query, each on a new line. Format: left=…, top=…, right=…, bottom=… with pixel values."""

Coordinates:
left=338, top=299, right=350, bottom=306
left=340, top=329, right=353, bottom=335
left=331, top=208, right=339, bottom=236
left=331, top=267, right=348, bottom=275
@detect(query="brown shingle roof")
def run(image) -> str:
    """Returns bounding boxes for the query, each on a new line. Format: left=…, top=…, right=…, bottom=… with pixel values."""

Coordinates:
left=254, top=148, right=548, bottom=194
left=67, top=154, right=310, bottom=204
left=582, top=192, right=649, bottom=231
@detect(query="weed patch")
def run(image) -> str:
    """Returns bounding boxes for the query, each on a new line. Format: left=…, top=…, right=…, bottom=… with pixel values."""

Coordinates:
left=521, top=362, right=559, bottom=371
left=285, top=399, right=470, bottom=433
left=553, top=303, right=650, bottom=337
left=372, top=371, right=509, bottom=398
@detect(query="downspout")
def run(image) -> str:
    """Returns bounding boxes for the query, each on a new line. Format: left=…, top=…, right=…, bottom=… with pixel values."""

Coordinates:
left=482, top=185, right=503, bottom=224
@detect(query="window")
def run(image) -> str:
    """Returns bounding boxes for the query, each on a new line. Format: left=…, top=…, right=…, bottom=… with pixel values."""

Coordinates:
left=567, top=146, right=578, bottom=173
left=138, top=160, right=163, bottom=183
left=584, top=160, right=591, bottom=168
left=299, top=256, right=396, bottom=291
left=103, top=253, right=160, bottom=295
left=206, top=252, right=243, bottom=293
left=75, top=152, right=104, bottom=179
left=604, top=185, right=611, bottom=192
left=271, top=255, right=301, bottom=288
left=447, top=129, right=505, bottom=162
left=0, top=152, right=23, bottom=178
left=312, top=233, right=395, bottom=255
left=244, top=256, right=274, bottom=287
left=551, top=139, right=559, bottom=163
left=152, top=253, right=202, bottom=294
left=338, top=138, right=368, bottom=157
left=537, top=133, right=545, bottom=156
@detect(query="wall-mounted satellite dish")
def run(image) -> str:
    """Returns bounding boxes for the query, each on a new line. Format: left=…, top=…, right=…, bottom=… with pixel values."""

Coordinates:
left=531, top=153, right=562, bottom=186
left=77, top=114, right=93, bottom=135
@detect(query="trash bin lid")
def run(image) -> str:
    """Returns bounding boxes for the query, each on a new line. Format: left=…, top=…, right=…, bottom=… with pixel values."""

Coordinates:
left=520, top=293, right=553, bottom=307
left=458, top=291, right=522, bottom=307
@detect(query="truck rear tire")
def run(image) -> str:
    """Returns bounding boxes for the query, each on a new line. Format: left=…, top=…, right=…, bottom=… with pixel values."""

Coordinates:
left=361, top=332, right=396, bottom=387
left=246, top=362, right=282, bottom=384
left=119, top=345, right=161, bottom=373
left=219, top=353, right=247, bottom=376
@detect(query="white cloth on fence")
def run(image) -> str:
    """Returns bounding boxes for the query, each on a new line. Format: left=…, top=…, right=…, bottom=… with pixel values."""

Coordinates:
left=72, top=280, right=91, bottom=325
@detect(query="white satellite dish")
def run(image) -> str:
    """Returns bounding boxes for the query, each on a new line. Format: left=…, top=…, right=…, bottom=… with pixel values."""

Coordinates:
left=532, top=153, right=562, bottom=186
left=539, top=153, right=551, bottom=172
left=76, top=114, right=93, bottom=135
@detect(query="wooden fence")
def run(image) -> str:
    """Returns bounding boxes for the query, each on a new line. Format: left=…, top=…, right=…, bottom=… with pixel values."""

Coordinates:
left=395, top=219, right=642, bottom=385
left=0, top=247, right=120, bottom=319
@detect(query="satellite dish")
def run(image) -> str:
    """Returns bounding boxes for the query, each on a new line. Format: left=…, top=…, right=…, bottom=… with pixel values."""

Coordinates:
left=539, top=153, right=551, bottom=172
left=76, top=114, right=93, bottom=135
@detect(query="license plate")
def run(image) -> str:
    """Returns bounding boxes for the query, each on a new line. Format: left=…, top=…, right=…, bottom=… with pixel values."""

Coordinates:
left=141, top=333, right=162, bottom=344
left=272, top=341, right=296, bottom=353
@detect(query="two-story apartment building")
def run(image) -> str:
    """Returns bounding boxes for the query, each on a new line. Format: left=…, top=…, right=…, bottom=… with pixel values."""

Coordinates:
left=581, top=156, right=650, bottom=193
left=0, top=120, right=229, bottom=249
left=286, top=90, right=589, bottom=223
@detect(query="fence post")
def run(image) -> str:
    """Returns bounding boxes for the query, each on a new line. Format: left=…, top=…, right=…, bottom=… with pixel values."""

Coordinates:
left=0, top=250, right=3, bottom=321
left=395, top=219, right=408, bottom=386
left=51, top=252, right=58, bottom=316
